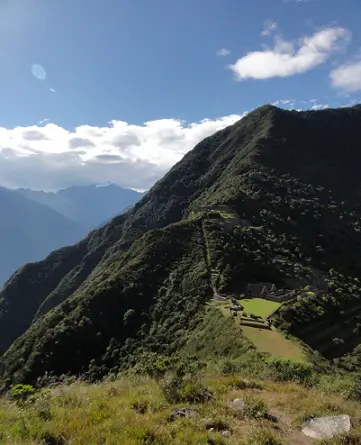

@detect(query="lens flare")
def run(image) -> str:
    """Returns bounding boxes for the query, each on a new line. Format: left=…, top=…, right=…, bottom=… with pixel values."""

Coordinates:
left=31, top=64, right=47, bottom=80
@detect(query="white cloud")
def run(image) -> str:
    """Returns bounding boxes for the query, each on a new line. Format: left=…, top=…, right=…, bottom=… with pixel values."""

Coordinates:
left=262, top=21, right=278, bottom=37
left=49, top=88, right=56, bottom=93
left=311, top=103, right=329, bottom=110
left=38, top=118, right=50, bottom=125
left=22, top=130, right=50, bottom=141
left=272, top=99, right=332, bottom=110
left=229, top=27, right=351, bottom=80
left=68, top=137, right=95, bottom=149
left=0, top=114, right=245, bottom=191
left=330, top=59, right=361, bottom=92
left=272, top=99, right=294, bottom=106
left=341, top=99, right=359, bottom=108
left=217, top=48, right=230, bottom=57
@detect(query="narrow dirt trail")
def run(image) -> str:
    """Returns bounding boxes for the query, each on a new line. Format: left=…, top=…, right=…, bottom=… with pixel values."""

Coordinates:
left=199, top=219, right=218, bottom=295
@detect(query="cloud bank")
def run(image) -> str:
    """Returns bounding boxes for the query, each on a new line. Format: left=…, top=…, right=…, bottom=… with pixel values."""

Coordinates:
left=229, top=27, right=351, bottom=80
left=330, top=59, right=361, bottom=92
left=0, top=114, right=244, bottom=191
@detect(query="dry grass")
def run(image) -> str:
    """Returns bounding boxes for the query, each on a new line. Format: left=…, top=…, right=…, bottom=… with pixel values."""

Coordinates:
left=0, top=373, right=359, bottom=445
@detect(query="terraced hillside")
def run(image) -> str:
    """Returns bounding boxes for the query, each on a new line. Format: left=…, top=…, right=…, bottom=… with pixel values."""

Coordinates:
left=211, top=297, right=306, bottom=362
left=1, top=104, right=361, bottom=385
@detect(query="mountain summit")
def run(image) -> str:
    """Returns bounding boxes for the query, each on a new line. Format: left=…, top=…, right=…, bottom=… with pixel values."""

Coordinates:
left=1, top=104, right=361, bottom=385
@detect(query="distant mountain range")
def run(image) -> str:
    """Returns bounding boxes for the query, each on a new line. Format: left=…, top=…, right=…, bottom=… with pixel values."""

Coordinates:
left=16, top=184, right=143, bottom=231
left=0, top=184, right=142, bottom=284
left=0, top=187, right=83, bottom=285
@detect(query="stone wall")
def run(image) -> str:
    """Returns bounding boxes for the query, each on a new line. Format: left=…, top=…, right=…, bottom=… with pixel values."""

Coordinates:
left=263, top=292, right=295, bottom=303
left=246, top=283, right=276, bottom=297
left=239, top=321, right=271, bottom=330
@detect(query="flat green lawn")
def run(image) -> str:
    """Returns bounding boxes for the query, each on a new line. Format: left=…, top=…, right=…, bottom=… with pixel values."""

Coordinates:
left=241, top=326, right=306, bottom=362
left=240, top=298, right=281, bottom=318
left=210, top=300, right=307, bottom=362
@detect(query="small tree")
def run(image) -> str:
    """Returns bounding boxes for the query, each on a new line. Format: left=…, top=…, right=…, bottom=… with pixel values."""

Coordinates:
left=10, top=384, right=35, bottom=403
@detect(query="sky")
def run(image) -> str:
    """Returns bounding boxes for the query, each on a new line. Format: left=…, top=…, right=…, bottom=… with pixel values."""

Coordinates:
left=0, top=0, right=361, bottom=191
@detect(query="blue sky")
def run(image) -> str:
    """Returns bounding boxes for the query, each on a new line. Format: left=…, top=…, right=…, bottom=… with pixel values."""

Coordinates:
left=0, top=0, right=360, bottom=190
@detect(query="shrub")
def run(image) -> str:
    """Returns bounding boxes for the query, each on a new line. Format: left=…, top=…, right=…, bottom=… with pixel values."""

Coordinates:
left=266, top=358, right=315, bottom=385
left=244, top=395, right=268, bottom=419
left=161, top=375, right=212, bottom=404
left=9, top=384, right=35, bottom=402
left=174, top=355, right=207, bottom=377
left=179, top=382, right=213, bottom=404
left=221, top=360, right=239, bottom=376
left=134, top=353, right=172, bottom=380
left=161, top=374, right=182, bottom=403
left=318, top=374, right=355, bottom=400
left=131, top=399, right=149, bottom=414
left=159, top=354, right=211, bottom=403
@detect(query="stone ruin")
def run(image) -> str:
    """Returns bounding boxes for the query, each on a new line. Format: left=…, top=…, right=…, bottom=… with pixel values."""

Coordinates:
left=214, top=280, right=328, bottom=333
left=245, top=282, right=276, bottom=297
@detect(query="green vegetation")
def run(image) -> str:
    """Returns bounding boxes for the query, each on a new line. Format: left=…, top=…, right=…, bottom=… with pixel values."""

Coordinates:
left=0, top=294, right=360, bottom=444
left=9, top=384, right=35, bottom=403
left=210, top=297, right=306, bottom=361
left=274, top=271, right=361, bottom=364
left=1, top=103, right=361, bottom=388
left=182, top=307, right=253, bottom=360
left=241, top=327, right=306, bottom=362
left=265, top=358, right=314, bottom=384
left=0, top=363, right=360, bottom=444
left=240, top=298, right=281, bottom=318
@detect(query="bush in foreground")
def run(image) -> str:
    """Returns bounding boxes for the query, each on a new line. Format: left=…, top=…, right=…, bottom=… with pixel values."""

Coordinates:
left=9, top=384, right=35, bottom=403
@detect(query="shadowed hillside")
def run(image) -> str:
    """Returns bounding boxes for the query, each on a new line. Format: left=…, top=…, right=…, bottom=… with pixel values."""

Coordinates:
left=16, top=184, right=142, bottom=231
left=0, top=188, right=83, bottom=285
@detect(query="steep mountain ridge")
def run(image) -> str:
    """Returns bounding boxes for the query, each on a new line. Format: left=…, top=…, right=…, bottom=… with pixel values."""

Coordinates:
left=0, top=105, right=275, bottom=355
left=1, top=104, right=361, bottom=385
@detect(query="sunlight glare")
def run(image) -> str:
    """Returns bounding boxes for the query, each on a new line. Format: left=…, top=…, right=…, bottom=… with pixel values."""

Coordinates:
left=31, top=64, right=47, bottom=80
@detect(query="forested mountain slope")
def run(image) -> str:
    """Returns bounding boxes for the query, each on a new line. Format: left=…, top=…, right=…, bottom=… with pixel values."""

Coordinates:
left=1, top=104, right=361, bottom=385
